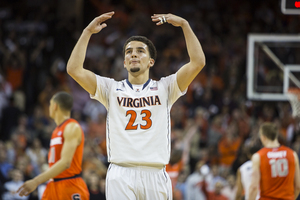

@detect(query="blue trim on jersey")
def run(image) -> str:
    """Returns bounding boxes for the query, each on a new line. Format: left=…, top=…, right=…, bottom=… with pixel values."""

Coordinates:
left=142, top=79, right=151, bottom=89
left=126, top=79, right=151, bottom=90
left=126, top=79, right=133, bottom=89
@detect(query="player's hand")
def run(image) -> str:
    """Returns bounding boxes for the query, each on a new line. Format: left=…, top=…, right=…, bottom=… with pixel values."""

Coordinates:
left=151, top=14, right=188, bottom=27
left=17, top=179, right=38, bottom=197
left=85, top=11, right=115, bottom=34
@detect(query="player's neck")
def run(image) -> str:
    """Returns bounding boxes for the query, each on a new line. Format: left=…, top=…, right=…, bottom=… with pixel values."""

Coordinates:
left=128, top=72, right=149, bottom=85
left=264, top=139, right=280, bottom=148
left=54, top=112, right=71, bottom=126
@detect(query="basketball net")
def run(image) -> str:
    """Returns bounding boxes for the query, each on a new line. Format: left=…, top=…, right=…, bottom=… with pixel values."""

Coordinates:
left=287, top=88, right=300, bottom=120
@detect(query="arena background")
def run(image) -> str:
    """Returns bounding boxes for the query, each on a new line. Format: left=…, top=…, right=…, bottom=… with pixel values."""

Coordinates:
left=0, top=0, right=300, bottom=199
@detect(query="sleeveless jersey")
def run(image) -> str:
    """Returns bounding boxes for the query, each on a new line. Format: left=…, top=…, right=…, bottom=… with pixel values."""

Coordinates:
left=258, top=145, right=295, bottom=200
left=91, top=73, right=186, bottom=165
left=48, top=118, right=84, bottom=179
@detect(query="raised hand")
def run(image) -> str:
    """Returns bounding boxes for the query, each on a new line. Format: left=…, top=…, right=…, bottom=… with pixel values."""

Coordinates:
left=151, top=13, right=187, bottom=27
left=85, top=11, right=115, bottom=34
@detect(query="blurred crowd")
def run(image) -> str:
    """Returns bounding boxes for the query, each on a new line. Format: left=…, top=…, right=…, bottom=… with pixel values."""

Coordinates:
left=0, top=0, right=300, bottom=199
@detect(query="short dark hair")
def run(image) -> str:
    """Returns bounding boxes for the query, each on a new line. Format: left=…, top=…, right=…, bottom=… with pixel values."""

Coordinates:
left=52, top=92, right=73, bottom=111
left=260, top=122, right=278, bottom=141
left=123, top=36, right=157, bottom=61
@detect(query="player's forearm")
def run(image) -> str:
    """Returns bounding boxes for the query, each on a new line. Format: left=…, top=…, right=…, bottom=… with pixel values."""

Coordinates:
left=181, top=21, right=205, bottom=68
left=33, top=159, right=70, bottom=185
left=67, top=30, right=93, bottom=76
left=248, top=185, right=258, bottom=200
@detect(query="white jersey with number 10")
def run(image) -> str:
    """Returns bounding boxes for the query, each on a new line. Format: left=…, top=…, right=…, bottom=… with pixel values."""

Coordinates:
left=91, top=73, right=186, bottom=166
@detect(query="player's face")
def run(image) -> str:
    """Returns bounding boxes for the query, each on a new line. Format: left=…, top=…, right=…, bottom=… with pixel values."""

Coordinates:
left=124, top=41, right=154, bottom=74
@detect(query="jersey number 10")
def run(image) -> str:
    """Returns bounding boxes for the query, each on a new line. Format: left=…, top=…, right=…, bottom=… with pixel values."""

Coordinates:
left=269, top=158, right=288, bottom=178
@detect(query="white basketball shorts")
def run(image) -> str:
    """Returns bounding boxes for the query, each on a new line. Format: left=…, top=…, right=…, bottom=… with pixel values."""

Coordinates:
left=106, top=163, right=172, bottom=200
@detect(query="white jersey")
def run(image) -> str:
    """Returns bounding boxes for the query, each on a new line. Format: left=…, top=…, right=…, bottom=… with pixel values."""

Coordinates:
left=91, top=73, right=186, bottom=166
left=240, top=160, right=259, bottom=200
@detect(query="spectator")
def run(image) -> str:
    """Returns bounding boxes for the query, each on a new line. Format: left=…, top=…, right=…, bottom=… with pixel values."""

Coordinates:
left=87, top=172, right=105, bottom=200
left=205, top=165, right=226, bottom=193
left=218, top=120, right=242, bottom=169
left=206, top=181, right=228, bottom=200
left=0, top=96, right=22, bottom=141
left=0, top=74, right=12, bottom=119
left=166, top=149, right=184, bottom=200
left=0, top=0, right=299, bottom=199
left=221, top=174, right=236, bottom=200
left=2, top=169, right=28, bottom=200
left=185, top=160, right=207, bottom=200
left=207, top=115, right=224, bottom=147
left=25, top=138, right=47, bottom=176
left=0, top=148, right=13, bottom=183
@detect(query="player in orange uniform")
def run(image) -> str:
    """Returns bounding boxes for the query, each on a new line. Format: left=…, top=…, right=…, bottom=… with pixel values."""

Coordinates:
left=17, top=92, right=89, bottom=200
left=249, top=122, right=300, bottom=200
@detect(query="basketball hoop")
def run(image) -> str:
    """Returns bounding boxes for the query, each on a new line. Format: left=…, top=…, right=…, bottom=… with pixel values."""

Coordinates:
left=287, top=88, right=300, bottom=117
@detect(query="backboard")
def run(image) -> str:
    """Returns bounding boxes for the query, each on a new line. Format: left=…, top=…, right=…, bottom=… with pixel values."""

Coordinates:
left=247, top=34, right=300, bottom=101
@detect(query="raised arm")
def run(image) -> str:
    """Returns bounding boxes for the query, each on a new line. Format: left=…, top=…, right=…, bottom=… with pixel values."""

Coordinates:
left=151, top=14, right=205, bottom=92
left=248, top=153, right=260, bottom=200
left=67, top=11, right=114, bottom=95
left=17, top=123, right=82, bottom=196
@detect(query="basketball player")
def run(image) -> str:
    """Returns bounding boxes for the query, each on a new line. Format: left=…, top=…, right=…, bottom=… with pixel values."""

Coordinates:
left=66, top=11, right=205, bottom=200
left=249, top=122, right=300, bottom=200
left=235, top=145, right=261, bottom=200
left=17, top=92, right=89, bottom=200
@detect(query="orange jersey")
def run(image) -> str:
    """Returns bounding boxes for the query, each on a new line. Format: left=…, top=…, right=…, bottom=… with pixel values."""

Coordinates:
left=48, top=119, right=84, bottom=179
left=258, top=145, right=295, bottom=200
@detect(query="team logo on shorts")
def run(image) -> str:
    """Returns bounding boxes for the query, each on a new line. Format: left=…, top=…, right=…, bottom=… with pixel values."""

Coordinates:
left=72, top=193, right=81, bottom=200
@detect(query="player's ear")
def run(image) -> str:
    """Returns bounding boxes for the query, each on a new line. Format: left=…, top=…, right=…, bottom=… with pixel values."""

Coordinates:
left=124, top=60, right=126, bottom=68
left=54, top=102, right=58, bottom=111
left=149, top=58, right=155, bottom=68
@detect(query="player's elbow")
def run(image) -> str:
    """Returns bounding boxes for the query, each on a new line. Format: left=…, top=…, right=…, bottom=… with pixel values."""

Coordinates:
left=66, top=61, right=80, bottom=75
left=66, top=64, right=74, bottom=76
left=189, top=60, right=205, bottom=74
left=192, top=59, right=206, bottom=72
left=66, top=65, right=82, bottom=81
left=199, top=57, right=206, bottom=68
left=63, top=160, right=72, bottom=169
left=66, top=160, right=72, bottom=169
